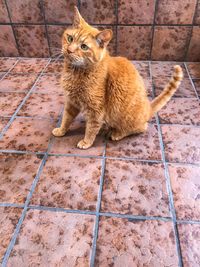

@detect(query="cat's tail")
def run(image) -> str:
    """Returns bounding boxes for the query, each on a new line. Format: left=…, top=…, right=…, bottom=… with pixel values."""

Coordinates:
left=150, top=65, right=183, bottom=117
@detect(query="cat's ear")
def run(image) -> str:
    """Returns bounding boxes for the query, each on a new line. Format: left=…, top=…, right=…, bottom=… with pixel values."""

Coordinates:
left=96, top=29, right=113, bottom=47
left=73, top=6, right=87, bottom=28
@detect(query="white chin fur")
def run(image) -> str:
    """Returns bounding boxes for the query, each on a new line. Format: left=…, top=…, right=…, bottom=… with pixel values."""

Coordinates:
left=71, top=59, right=85, bottom=66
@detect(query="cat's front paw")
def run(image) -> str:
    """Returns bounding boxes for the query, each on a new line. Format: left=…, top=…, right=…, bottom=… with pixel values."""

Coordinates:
left=77, top=139, right=92, bottom=149
left=52, top=127, right=66, bottom=137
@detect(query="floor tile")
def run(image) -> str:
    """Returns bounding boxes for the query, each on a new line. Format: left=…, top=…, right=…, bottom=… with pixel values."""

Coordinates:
left=132, top=61, right=150, bottom=79
left=151, top=62, right=188, bottom=78
left=101, top=160, right=169, bottom=216
left=18, top=93, right=64, bottom=119
left=33, top=73, right=62, bottom=94
left=31, top=156, right=101, bottom=211
left=7, top=210, right=94, bottom=266
left=193, top=79, right=200, bottom=97
left=187, top=63, right=200, bottom=79
left=50, top=116, right=105, bottom=157
left=11, top=58, right=49, bottom=73
left=0, top=207, right=22, bottom=263
left=178, top=224, right=200, bottom=267
left=106, top=124, right=161, bottom=160
left=95, top=217, right=178, bottom=266
left=0, top=92, right=26, bottom=116
left=153, top=77, right=196, bottom=98
left=0, top=117, right=56, bottom=152
left=144, top=78, right=153, bottom=96
left=0, top=154, right=42, bottom=204
left=0, top=58, right=17, bottom=72
left=158, top=98, right=200, bottom=125
left=44, top=60, right=64, bottom=73
left=161, top=125, right=200, bottom=164
left=0, top=72, right=6, bottom=79
left=168, top=164, right=200, bottom=220
left=0, top=73, right=38, bottom=92
left=0, top=117, right=9, bottom=132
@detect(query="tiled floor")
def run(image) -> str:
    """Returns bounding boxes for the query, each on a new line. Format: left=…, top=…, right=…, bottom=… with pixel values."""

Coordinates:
left=0, top=57, right=200, bottom=267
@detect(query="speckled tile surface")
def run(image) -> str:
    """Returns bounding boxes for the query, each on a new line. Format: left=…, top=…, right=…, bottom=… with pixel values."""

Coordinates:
left=0, top=58, right=200, bottom=265
left=95, top=217, right=178, bottom=266
left=7, top=210, right=94, bottom=267
left=0, top=207, right=22, bottom=263
left=31, top=156, right=101, bottom=210
left=101, top=160, right=169, bottom=216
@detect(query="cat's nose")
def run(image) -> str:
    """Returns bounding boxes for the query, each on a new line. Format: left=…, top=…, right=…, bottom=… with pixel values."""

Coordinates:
left=67, top=48, right=73, bottom=54
left=67, top=45, right=76, bottom=54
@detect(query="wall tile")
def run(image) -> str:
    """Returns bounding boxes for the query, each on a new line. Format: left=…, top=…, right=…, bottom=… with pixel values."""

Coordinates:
left=14, top=25, right=49, bottom=57
left=187, top=26, right=200, bottom=61
left=0, top=25, right=19, bottom=56
left=80, top=0, right=116, bottom=24
left=155, top=0, right=196, bottom=25
left=118, top=0, right=155, bottom=24
left=44, top=0, right=77, bottom=23
left=194, top=0, right=200, bottom=24
left=47, top=25, right=66, bottom=56
left=152, top=26, right=191, bottom=61
left=118, top=26, right=152, bottom=60
left=7, top=0, right=44, bottom=23
left=0, top=0, right=9, bottom=23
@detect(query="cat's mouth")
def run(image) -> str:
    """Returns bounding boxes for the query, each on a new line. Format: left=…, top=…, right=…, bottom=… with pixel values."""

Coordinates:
left=67, top=54, right=85, bottom=66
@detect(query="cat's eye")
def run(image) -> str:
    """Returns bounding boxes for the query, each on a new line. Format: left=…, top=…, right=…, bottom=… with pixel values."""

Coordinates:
left=81, top=44, right=89, bottom=51
left=67, top=35, right=73, bottom=43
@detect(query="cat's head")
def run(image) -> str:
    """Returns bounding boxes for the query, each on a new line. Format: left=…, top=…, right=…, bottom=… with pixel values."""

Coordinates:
left=62, top=6, right=112, bottom=67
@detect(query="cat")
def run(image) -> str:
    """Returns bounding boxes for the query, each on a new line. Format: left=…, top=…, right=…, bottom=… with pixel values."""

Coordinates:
left=52, top=6, right=183, bottom=149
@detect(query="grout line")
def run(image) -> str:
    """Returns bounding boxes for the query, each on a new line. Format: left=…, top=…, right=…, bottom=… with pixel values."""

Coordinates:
left=0, top=203, right=24, bottom=208
left=0, top=59, right=19, bottom=81
left=149, top=0, right=159, bottom=60
left=90, top=141, right=107, bottom=267
left=0, top=59, right=51, bottom=141
left=149, top=61, right=183, bottom=267
left=115, top=0, right=118, bottom=55
left=1, top=105, right=63, bottom=265
left=40, top=0, right=51, bottom=56
left=184, top=63, right=200, bottom=100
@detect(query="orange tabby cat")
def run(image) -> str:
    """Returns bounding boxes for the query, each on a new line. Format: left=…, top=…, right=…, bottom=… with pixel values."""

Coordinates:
left=52, top=7, right=183, bottom=149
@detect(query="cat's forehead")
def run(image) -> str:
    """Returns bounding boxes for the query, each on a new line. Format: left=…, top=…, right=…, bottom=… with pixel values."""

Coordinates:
left=64, top=27, right=99, bottom=42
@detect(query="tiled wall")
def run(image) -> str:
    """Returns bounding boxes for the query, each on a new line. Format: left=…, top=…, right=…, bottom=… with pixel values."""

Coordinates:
left=0, top=0, right=200, bottom=61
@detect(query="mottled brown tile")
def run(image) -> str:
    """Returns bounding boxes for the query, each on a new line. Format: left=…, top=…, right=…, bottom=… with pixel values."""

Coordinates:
left=0, top=117, right=9, bottom=132
left=47, top=25, right=66, bottom=56
left=80, top=0, right=116, bottom=24
left=0, top=154, right=41, bottom=204
left=193, top=79, right=200, bottom=96
left=7, top=0, right=44, bottom=23
left=187, top=63, right=200, bottom=78
left=44, top=0, right=77, bottom=23
left=159, top=98, right=200, bottom=125
left=151, top=61, right=188, bottom=78
left=162, top=125, right=200, bottom=164
left=8, top=210, right=94, bottom=266
left=118, top=26, right=152, bottom=60
left=0, top=58, right=17, bottom=72
left=168, top=164, right=200, bottom=220
left=156, top=0, right=196, bottom=24
left=101, top=160, right=169, bottom=216
left=0, top=92, right=26, bottom=116
left=96, top=217, right=178, bottom=266
left=14, top=25, right=49, bottom=57
left=0, top=73, right=37, bottom=92
left=106, top=124, right=161, bottom=160
left=178, top=224, right=200, bottom=267
left=0, top=117, right=56, bottom=152
left=31, top=156, right=101, bottom=210
left=0, top=0, right=9, bottom=23
left=194, top=0, right=200, bottom=24
left=118, top=0, right=155, bottom=24
left=0, top=25, right=19, bottom=57
left=33, top=73, right=62, bottom=94
left=44, top=59, right=64, bottom=73
left=153, top=77, right=196, bottom=97
left=187, top=26, right=200, bottom=62
left=50, top=116, right=105, bottom=156
left=133, top=61, right=150, bottom=79
left=18, top=93, right=64, bottom=119
left=11, top=58, right=49, bottom=73
left=0, top=72, right=6, bottom=80
left=0, top=207, right=22, bottom=263
left=152, top=26, right=191, bottom=61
